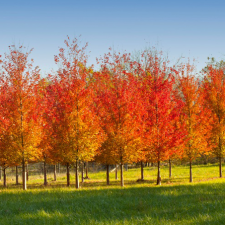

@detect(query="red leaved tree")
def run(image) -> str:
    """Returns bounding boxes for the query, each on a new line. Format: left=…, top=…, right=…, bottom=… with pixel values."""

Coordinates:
left=93, top=50, right=141, bottom=187
left=136, top=50, right=184, bottom=185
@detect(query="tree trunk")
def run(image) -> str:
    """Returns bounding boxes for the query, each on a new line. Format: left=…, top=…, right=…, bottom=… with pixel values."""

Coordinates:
left=66, top=163, right=70, bottom=187
left=44, top=161, right=48, bottom=186
left=106, top=165, right=110, bottom=185
left=81, top=162, right=84, bottom=183
left=3, top=168, right=6, bottom=187
left=141, top=161, right=144, bottom=180
left=157, top=161, right=161, bottom=185
left=219, top=157, right=222, bottom=178
left=0, top=166, right=2, bottom=180
left=16, top=166, right=19, bottom=185
left=115, top=165, right=118, bottom=180
left=85, top=161, right=89, bottom=179
left=151, top=162, right=154, bottom=167
left=120, top=164, right=124, bottom=187
left=26, top=164, right=29, bottom=181
left=75, top=160, right=79, bottom=189
left=54, top=164, right=57, bottom=181
left=169, top=159, right=172, bottom=178
left=190, top=161, right=193, bottom=182
left=22, top=162, right=27, bottom=190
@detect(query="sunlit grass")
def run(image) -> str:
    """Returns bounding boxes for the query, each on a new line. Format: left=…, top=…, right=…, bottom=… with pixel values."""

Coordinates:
left=0, top=163, right=224, bottom=224
left=0, top=180, right=224, bottom=224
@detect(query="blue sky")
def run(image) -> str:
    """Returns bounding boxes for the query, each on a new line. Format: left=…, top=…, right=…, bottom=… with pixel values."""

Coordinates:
left=1, top=0, right=225, bottom=76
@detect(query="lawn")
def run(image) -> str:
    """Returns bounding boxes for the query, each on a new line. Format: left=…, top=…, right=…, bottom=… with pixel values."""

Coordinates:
left=0, top=163, right=224, bottom=224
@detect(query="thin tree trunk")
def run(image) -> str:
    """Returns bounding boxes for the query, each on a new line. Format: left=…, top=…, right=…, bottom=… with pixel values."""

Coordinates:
left=120, top=164, right=124, bottom=187
left=85, top=161, right=89, bottom=179
left=44, top=161, right=47, bottom=186
left=22, top=161, right=27, bottom=190
left=3, top=168, right=6, bottom=187
left=169, top=159, right=172, bottom=178
left=115, top=165, right=118, bottom=180
left=66, top=163, right=70, bottom=187
left=26, top=164, right=29, bottom=181
left=0, top=166, right=2, bottom=180
left=75, top=160, right=79, bottom=189
left=16, top=166, right=19, bottom=185
left=190, top=161, right=193, bottom=182
left=106, top=165, right=110, bottom=185
left=81, top=162, right=84, bottom=183
left=54, top=164, right=57, bottom=181
left=157, top=161, right=161, bottom=185
left=219, top=157, right=222, bottom=178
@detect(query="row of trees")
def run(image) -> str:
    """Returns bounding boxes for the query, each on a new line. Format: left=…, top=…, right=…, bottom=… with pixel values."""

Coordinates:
left=0, top=38, right=224, bottom=190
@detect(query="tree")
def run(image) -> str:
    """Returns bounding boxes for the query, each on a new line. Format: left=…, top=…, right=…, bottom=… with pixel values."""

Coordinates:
left=203, top=66, right=225, bottom=177
left=47, top=37, right=102, bottom=188
left=93, top=50, right=141, bottom=187
left=135, top=51, right=183, bottom=185
left=176, top=64, right=209, bottom=182
left=0, top=81, right=14, bottom=187
left=0, top=46, right=42, bottom=190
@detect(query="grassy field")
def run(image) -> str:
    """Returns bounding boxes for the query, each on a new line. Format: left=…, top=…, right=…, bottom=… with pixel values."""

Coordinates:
left=0, top=164, right=224, bottom=224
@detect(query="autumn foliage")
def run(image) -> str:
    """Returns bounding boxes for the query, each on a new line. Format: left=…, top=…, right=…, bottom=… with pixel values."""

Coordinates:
left=0, top=38, right=224, bottom=189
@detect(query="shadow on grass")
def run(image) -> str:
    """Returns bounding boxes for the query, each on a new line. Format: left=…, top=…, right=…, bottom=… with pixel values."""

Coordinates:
left=0, top=182, right=225, bottom=224
left=1, top=175, right=223, bottom=191
left=1, top=177, right=158, bottom=190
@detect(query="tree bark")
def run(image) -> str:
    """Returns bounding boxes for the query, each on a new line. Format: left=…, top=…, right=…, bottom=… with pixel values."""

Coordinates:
left=190, top=161, right=193, bottom=182
left=54, top=164, right=57, bottom=181
left=81, top=162, right=84, bottom=183
left=115, top=165, right=118, bottom=180
left=157, top=161, right=161, bottom=185
left=106, top=165, right=110, bottom=185
left=169, top=159, right=172, bottom=178
left=66, top=163, right=70, bottom=187
left=141, top=161, right=144, bottom=180
left=0, top=166, right=2, bottom=180
left=219, top=157, right=222, bottom=178
left=44, top=161, right=48, bottom=186
left=3, top=168, right=6, bottom=187
left=75, top=160, right=79, bottom=189
left=22, top=162, right=27, bottom=190
left=26, top=164, right=29, bottom=181
left=16, top=166, right=19, bottom=185
left=120, top=164, right=124, bottom=187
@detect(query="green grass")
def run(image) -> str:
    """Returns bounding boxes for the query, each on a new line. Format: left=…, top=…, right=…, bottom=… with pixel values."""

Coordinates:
left=0, top=163, right=224, bottom=224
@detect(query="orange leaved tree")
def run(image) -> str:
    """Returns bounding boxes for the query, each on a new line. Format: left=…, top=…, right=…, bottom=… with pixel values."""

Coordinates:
left=0, top=46, right=42, bottom=190
left=175, top=64, right=209, bottom=182
left=203, top=66, right=225, bottom=177
left=47, top=37, right=102, bottom=188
